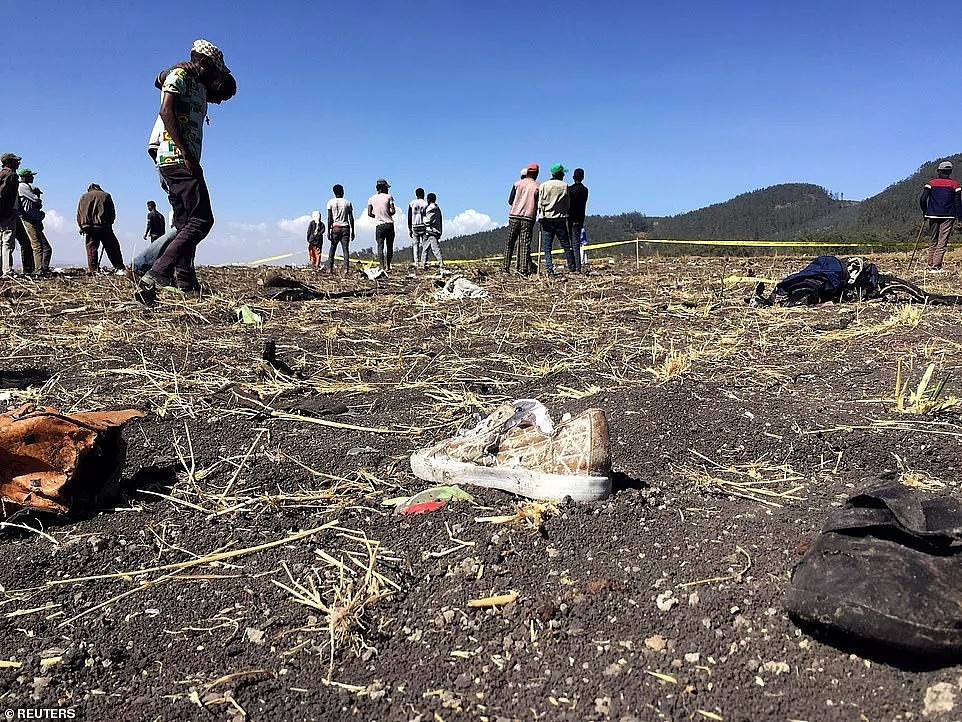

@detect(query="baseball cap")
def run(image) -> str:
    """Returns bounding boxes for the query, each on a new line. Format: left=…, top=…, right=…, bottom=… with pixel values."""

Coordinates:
left=938, top=161, right=953, bottom=171
left=376, top=178, right=390, bottom=187
left=526, top=163, right=539, bottom=173
left=18, top=168, right=36, bottom=177
left=191, top=39, right=230, bottom=74
left=1, top=153, right=22, bottom=164
left=550, top=163, right=567, bottom=175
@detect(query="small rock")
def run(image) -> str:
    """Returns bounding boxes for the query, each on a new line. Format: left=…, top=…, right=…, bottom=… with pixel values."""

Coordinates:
left=245, top=628, right=265, bottom=645
left=645, top=635, right=668, bottom=652
left=924, top=682, right=957, bottom=717
left=655, top=591, right=678, bottom=612
left=762, top=661, right=790, bottom=675
left=454, top=672, right=472, bottom=689
left=603, top=661, right=623, bottom=677
left=594, top=696, right=611, bottom=716
left=684, top=652, right=700, bottom=664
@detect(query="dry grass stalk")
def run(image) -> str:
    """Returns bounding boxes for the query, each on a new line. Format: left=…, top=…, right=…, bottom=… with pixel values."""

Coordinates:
left=677, top=450, right=805, bottom=507
left=273, top=531, right=397, bottom=681
left=476, top=501, right=559, bottom=530
left=893, top=453, right=945, bottom=491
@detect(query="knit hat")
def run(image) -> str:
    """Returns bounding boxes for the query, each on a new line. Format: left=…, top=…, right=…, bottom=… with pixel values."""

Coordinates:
left=191, top=39, right=229, bottom=74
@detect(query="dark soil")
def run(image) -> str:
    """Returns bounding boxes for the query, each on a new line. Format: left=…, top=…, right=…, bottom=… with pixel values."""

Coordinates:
left=0, top=255, right=961, bottom=721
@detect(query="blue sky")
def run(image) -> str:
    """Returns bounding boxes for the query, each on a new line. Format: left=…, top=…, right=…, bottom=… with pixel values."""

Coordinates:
left=3, top=0, right=953, bottom=265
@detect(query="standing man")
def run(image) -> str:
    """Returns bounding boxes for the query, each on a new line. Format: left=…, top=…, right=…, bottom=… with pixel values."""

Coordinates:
left=408, top=188, right=428, bottom=266
left=137, top=39, right=233, bottom=305
left=77, top=183, right=125, bottom=273
left=366, top=178, right=396, bottom=272
left=0, top=153, right=21, bottom=277
left=144, top=200, right=166, bottom=242
left=419, top=192, right=444, bottom=270
left=503, top=164, right=539, bottom=275
left=919, top=161, right=962, bottom=272
left=537, top=164, right=575, bottom=275
left=567, top=168, right=588, bottom=273
left=326, top=184, right=355, bottom=274
left=17, top=169, right=52, bottom=275
left=306, top=211, right=325, bottom=267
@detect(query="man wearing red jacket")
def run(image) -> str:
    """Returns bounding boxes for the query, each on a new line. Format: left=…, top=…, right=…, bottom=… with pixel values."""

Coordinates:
left=919, top=161, right=962, bottom=272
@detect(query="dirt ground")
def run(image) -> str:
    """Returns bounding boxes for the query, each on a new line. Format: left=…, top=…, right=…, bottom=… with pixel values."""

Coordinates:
left=0, top=253, right=961, bottom=722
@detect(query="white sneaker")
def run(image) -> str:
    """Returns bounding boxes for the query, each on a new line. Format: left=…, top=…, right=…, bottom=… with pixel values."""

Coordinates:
left=410, top=400, right=612, bottom=501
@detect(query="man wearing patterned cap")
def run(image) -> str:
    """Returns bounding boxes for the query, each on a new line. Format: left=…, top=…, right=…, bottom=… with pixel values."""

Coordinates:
left=136, top=39, right=234, bottom=305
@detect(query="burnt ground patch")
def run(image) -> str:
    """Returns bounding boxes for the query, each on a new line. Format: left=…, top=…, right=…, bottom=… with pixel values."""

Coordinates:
left=0, top=256, right=960, bottom=720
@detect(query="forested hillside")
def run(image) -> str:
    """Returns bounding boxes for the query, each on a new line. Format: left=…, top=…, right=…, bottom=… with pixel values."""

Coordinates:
left=442, top=155, right=962, bottom=258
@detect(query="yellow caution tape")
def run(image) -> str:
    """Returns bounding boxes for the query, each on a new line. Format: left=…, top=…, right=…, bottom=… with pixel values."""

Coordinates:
left=242, top=236, right=913, bottom=267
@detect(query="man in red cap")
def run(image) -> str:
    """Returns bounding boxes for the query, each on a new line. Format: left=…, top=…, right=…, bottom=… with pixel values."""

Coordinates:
left=503, top=164, right=539, bottom=275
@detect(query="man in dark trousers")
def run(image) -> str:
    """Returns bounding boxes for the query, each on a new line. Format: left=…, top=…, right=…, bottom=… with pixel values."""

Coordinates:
left=137, top=39, right=233, bottom=305
left=567, top=168, right=588, bottom=273
left=503, top=164, right=539, bottom=275
left=326, top=184, right=355, bottom=274
left=0, top=152, right=21, bottom=277
left=919, top=161, right=962, bottom=272
left=144, top=200, right=166, bottom=242
left=77, top=183, right=125, bottom=273
left=366, top=178, right=396, bottom=272
left=537, top=163, right=575, bottom=275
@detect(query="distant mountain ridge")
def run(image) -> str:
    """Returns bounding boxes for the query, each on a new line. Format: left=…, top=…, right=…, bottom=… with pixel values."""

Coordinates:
left=443, top=155, right=962, bottom=258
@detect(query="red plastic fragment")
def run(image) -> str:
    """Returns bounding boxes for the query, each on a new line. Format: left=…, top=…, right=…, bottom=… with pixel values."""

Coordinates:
left=397, top=500, right=447, bottom=515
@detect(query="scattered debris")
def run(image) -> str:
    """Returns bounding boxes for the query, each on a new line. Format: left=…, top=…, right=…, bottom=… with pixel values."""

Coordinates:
left=259, top=275, right=324, bottom=301
left=433, top=276, right=490, bottom=300
left=386, top=485, right=474, bottom=515
left=0, top=404, right=144, bottom=518
left=410, top=399, right=612, bottom=502
left=362, top=267, right=387, bottom=281
left=785, top=484, right=962, bottom=659
left=234, top=305, right=262, bottom=325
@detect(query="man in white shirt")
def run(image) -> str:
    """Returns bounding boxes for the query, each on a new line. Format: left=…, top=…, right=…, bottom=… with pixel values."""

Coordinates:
left=366, top=178, right=396, bottom=272
left=326, top=184, right=355, bottom=274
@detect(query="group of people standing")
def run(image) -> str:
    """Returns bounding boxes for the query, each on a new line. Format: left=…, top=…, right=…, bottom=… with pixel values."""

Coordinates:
left=503, top=163, right=589, bottom=276
left=305, top=181, right=443, bottom=274
left=0, top=153, right=53, bottom=277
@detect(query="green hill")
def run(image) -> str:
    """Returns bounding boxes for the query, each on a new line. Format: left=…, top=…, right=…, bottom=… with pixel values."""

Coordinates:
left=443, top=155, right=962, bottom=259
left=649, top=183, right=849, bottom=240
